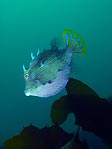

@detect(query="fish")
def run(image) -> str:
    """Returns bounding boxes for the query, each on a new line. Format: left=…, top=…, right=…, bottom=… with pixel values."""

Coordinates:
left=23, top=29, right=86, bottom=97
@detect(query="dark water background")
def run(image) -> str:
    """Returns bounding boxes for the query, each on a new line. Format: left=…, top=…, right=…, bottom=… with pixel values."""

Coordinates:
left=0, top=0, right=112, bottom=148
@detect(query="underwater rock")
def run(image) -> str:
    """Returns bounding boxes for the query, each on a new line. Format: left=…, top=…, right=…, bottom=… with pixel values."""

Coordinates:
left=4, top=124, right=73, bottom=149
left=107, top=96, right=112, bottom=103
left=50, top=78, right=99, bottom=125
left=50, top=78, right=112, bottom=146
left=50, top=95, right=70, bottom=125
left=67, top=94, right=112, bottom=144
left=66, top=78, right=99, bottom=97
left=60, top=126, right=89, bottom=149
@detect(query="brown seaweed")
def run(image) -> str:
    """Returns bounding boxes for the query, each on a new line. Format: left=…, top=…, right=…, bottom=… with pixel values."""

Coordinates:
left=4, top=124, right=73, bottom=149
left=50, top=78, right=112, bottom=147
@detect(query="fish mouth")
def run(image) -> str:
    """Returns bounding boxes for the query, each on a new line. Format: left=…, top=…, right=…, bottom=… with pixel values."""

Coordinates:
left=24, top=90, right=30, bottom=96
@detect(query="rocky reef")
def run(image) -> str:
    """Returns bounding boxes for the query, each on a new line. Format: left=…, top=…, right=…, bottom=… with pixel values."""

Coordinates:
left=4, top=124, right=73, bottom=149
left=3, top=78, right=112, bottom=149
left=4, top=124, right=89, bottom=149
left=50, top=78, right=112, bottom=148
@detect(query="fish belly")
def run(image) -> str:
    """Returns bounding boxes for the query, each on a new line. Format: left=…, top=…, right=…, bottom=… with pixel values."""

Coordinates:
left=34, top=67, right=70, bottom=97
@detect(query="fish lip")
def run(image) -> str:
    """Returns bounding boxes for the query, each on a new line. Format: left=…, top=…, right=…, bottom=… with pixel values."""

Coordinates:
left=24, top=90, right=30, bottom=96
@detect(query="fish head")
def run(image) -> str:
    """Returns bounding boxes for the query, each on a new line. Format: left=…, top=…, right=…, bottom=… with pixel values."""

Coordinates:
left=23, top=63, right=70, bottom=97
left=23, top=64, right=43, bottom=96
left=23, top=47, right=71, bottom=97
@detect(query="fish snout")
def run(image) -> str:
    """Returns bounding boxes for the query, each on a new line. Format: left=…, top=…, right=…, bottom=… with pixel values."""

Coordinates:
left=24, top=90, right=30, bottom=96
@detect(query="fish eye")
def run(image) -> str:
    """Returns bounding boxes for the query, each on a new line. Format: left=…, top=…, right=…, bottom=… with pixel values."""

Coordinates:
left=24, top=73, right=29, bottom=79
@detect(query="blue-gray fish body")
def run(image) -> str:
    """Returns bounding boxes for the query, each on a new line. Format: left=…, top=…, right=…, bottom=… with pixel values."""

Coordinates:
left=23, top=30, right=85, bottom=97
left=23, top=47, right=72, bottom=97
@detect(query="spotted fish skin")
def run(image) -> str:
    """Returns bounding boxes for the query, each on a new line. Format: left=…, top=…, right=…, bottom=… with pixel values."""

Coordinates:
left=23, top=29, right=86, bottom=97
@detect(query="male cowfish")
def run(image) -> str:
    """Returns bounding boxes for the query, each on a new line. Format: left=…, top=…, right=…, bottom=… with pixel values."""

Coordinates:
left=23, top=29, right=86, bottom=97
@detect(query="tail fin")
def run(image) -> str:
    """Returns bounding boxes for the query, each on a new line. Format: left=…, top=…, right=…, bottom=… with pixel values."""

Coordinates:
left=63, top=29, right=86, bottom=55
